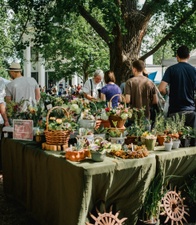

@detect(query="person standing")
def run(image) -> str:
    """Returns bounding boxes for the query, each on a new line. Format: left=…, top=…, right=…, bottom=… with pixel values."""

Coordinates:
left=101, top=70, right=121, bottom=108
left=125, top=60, right=158, bottom=120
left=82, top=69, right=104, bottom=101
left=159, top=45, right=196, bottom=129
left=0, top=78, right=9, bottom=127
left=5, top=62, right=40, bottom=105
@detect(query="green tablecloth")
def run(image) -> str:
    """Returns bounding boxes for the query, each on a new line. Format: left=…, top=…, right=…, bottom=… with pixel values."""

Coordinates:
left=1, top=138, right=196, bottom=225
left=155, top=147, right=196, bottom=186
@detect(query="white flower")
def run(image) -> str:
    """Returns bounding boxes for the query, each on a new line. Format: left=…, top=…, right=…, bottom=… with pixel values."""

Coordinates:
left=100, top=111, right=109, bottom=120
left=121, top=113, right=128, bottom=120
left=110, top=143, right=121, bottom=151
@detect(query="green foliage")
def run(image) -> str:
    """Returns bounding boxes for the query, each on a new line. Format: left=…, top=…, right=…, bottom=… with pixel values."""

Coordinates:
left=3, top=0, right=196, bottom=84
left=184, top=174, right=196, bottom=207
left=126, top=108, right=150, bottom=137
left=141, top=173, right=175, bottom=221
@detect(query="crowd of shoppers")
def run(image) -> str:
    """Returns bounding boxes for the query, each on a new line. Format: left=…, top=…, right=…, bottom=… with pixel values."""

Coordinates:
left=0, top=45, right=195, bottom=132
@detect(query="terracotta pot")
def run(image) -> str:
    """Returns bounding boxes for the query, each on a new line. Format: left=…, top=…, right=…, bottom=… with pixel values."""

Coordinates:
left=109, top=115, right=126, bottom=128
left=35, top=134, right=45, bottom=143
left=95, top=119, right=102, bottom=129
left=125, top=136, right=139, bottom=145
left=100, top=119, right=111, bottom=128
left=157, top=135, right=166, bottom=146
left=65, top=149, right=90, bottom=161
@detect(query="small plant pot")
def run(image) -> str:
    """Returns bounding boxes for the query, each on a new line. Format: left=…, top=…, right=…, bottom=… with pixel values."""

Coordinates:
left=145, top=138, right=157, bottom=151
left=110, top=137, right=125, bottom=144
left=91, top=151, right=105, bottom=162
left=157, top=135, right=167, bottom=146
left=35, top=134, right=45, bottom=143
left=79, top=119, right=96, bottom=129
left=180, top=138, right=190, bottom=147
left=125, top=135, right=139, bottom=145
left=109, top=115, right=126, bottom=128
left=100, top=119, right=111, bottom=128
left=172, top=140, right=181, bottom=149
left=163, top=142, right=173, bottom=151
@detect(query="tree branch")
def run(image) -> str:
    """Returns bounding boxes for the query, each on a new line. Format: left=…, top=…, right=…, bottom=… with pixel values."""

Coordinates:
left=78, top=6, right=110, bottom=44
left=140, top=5, right=196, bottom=60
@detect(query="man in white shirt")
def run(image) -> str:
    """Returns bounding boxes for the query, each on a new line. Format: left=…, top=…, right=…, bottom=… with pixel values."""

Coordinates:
left=82, top=69, right=104, bottom=100
left=5, top=62, right=40, bottom=105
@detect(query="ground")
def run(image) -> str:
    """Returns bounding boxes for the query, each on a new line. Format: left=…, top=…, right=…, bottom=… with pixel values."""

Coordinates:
left=0, top=173, right=39, bottom=225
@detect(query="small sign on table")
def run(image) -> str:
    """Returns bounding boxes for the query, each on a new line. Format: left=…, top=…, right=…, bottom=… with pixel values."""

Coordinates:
left=13, top=119, right=33, bottom=141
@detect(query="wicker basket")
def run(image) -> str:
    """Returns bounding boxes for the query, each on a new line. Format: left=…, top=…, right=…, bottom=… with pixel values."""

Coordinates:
left=45, top=106, right=71, bottom=146
left=108, top=94, right=126, bottom=108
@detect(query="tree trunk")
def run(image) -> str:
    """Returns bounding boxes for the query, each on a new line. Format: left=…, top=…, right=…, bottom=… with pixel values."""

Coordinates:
left=109, top=20, right=148, bottom=85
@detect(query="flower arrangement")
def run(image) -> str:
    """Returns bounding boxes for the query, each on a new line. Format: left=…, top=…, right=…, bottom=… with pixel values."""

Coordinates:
left=6, top=99, right=44, bottom=127
left=89, top=138, right=112, bottom=153
left=48, top=116, right=78, bottom=132
left=105, top=104, right=133, bottom=120
left=6, top=99, right=28, bottom=119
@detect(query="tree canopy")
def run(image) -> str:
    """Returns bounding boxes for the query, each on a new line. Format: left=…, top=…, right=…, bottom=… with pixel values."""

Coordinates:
left=6, top=0, right=196, bottom=84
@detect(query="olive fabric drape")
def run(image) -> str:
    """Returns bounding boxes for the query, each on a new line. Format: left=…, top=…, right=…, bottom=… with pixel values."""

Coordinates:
left=1, top=138, right=196, bottom=225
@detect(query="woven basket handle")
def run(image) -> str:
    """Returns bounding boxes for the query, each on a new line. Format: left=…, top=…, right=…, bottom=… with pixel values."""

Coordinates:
left=108, top=94, right=126, bottom=108
left=46, top=106, right=69, bottom=131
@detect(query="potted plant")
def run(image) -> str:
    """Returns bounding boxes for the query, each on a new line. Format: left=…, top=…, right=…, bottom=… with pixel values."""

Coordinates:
left=172, top=137, right=181, bottom=149
left=179, top=126, right=191, bottom=147
left=145, top=133, right=157, bottom=151
left=125, top=108, right=149, bottom=145
left=140, top=173, right=164, bottom=225
left=153, top=113, right=166, bottom=146
left=89, top=138, right=111, bottom=162
left=183, top=174, right=196, bottom=223
left=105, top=103, right=133, bottom=128
left=163, top=135, right=173, bottom=151
left=125, top=124, right=141, bottom=145
left=107, top=124, right=126, bottom=144
left=94, top=125, right=107, bottom=139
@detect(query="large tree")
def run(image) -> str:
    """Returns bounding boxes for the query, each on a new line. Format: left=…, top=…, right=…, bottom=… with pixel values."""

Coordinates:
left=7, top=0, right=196, bottom=84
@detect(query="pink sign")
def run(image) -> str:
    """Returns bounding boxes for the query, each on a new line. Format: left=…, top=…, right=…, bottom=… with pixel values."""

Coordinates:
left=13, top=120, right=33, bottom=141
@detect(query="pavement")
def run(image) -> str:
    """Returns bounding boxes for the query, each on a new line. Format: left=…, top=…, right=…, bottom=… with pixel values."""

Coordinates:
left=0, top=172, right=39, bottom=225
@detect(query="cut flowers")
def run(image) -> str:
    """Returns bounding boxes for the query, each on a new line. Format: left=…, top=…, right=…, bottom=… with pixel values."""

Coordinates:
left=6, top=99, right=44, bottom=127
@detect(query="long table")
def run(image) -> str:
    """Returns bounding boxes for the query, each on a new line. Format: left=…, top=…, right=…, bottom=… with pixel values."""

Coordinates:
left=1, top=138, right=196, bottom=225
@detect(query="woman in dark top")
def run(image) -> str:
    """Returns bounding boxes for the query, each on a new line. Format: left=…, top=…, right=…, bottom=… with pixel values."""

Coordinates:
left=101, top=70, right=121, bottom=108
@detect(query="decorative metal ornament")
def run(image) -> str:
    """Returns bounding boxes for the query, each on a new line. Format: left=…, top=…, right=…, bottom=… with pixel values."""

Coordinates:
left=160, top=186, right=189, bottom=225
left=86, top=206, right=127, bottom=225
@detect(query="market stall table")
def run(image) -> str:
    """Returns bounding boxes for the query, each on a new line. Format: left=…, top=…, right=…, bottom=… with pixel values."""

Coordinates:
left=155, top=147, right=196, bottom=186
left=1, top=138, right=156, bottom=225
